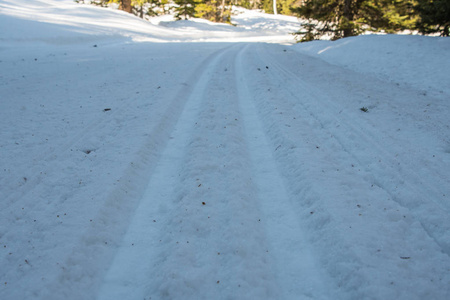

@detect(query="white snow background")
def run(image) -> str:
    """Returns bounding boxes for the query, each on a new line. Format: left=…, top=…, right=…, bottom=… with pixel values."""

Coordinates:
left=1, top=0, right=450, bottom=299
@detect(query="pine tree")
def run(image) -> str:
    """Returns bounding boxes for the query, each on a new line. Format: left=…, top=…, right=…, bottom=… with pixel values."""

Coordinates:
left=196, top=0, right=219, bottom=21
left=106, top=0, right=159, bottom=16
left=174, top=0, right=197, bottom=20
left=416, top=0, right=450, bottom=36
left=195, top=0, right=231, bottom=23
left=132, top=0, right=161, bottom=17
left=291, top=0, right=360, bottom=39
left=354, top=0, right=417, bottom=34
left=293, top=21, right=316, bottom=42
left=233, top=0, right=261, bottom=10
left=262, top=0, right=298, bottom=15
left=292, top=0, right=418, bottom=41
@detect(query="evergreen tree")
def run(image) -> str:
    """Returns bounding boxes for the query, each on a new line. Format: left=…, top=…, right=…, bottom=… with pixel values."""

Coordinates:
left=292, top=0, right=417, bottom=40
left=359, top=0, right=417, bottom=32
left=279, top=0, right=299, bottom=15
left=174, top=0, right=197, bottom=20
left=233, top=0, right=261, bottom=10
left=292, top=0, right=361, bottom=39
left=293, top=21, right=316, bottom=42
left=416, top=0, right=450, bottom=36
left=195, top=0, right=218, bottom=21
left=263, top=0, right=298, bottom=15
left=195, top=0, right=232, bottom=23
left=106, top=0, right=163, bottom=17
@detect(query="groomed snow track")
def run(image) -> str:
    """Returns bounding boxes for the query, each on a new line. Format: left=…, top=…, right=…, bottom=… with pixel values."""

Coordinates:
left=1, top=41, right=449, bottom=300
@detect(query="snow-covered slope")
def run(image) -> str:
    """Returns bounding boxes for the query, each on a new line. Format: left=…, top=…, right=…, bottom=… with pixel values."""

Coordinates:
left=1, top=1, right=450, bottom=300
left=293, top=34, right=450, bottom=101
left=0, top=0, right=300, bottom=43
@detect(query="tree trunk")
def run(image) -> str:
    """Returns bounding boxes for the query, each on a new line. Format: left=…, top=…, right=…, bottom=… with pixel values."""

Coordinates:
left=119, top=0, right=132, bottom=13
left=342, top=0, right=354, bottom=37
left=220, top=0, right=226, bottom=21
left=273, top=0, right=277, bottom=15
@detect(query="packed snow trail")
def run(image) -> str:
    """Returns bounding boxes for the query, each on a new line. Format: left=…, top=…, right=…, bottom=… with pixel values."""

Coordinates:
left=98, top=44, right=332, bottom=300
left=93, top=43, right=450, bottom=300
left=1, top=39, right=450, bottom=300
left=1, top=2, right=450, bottom=298
left=0, top=42, right=241, bottom=299
left=234, top=44, right=450, bottom=299
left=1, top=41, right=450, bottom=300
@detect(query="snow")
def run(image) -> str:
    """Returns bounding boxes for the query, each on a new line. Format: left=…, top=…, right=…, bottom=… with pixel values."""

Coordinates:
left=292, top=34, right=450, bottom=101
left=1, top=1, right=450, bottom=299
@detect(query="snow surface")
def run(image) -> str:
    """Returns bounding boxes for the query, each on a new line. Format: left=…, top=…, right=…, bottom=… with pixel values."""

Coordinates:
left=1, top=1, right=450, bottom=299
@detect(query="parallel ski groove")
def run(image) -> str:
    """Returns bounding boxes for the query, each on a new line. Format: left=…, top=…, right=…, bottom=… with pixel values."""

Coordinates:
left=98, top=44, right=279, bottom=300
left=235, top=44, right=330, bottom=300
left=235, top=43, right=450, bottom=299
left=37, top=45, right=236, bottom=300
left=254, top=44, right=450, bottom=256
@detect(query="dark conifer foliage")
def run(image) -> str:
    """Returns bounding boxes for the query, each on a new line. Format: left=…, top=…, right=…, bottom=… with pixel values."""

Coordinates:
left=174, top=0, right=197, bottom=20
left=77, top=0, right=450, bottom=39
left=416, top=0, right=450, bottom=36
left=292, top=0, right=418, bottom=41
left=196, top=0, right=232, bottom=23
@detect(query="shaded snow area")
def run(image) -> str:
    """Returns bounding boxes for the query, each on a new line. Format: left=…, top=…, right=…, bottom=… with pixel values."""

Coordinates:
left=1, top=1, right=450, bottom=299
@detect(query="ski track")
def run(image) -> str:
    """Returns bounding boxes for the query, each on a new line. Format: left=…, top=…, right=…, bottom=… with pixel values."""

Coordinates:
left=42, top=44, right=238, bottom=300
left=98, top=44, right=335, bottom=300
left=254, top=44, right=450, bottom=255
left=0, top=43, right=234, bottom=300
left=2, top=41, right=450, bottom=299
left=240, top=43, right=450, bottom=298
left=235, top=45, right=331, bottom=300
left=94, top=42, right=450, bottom=299
left=97, top=45, right=257, bottom=300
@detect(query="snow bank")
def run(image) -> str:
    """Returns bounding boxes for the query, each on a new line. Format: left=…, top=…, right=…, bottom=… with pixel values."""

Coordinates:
left=293, top=34, right=450, bottom=100
left=0, top=0, right=300, bottom=44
